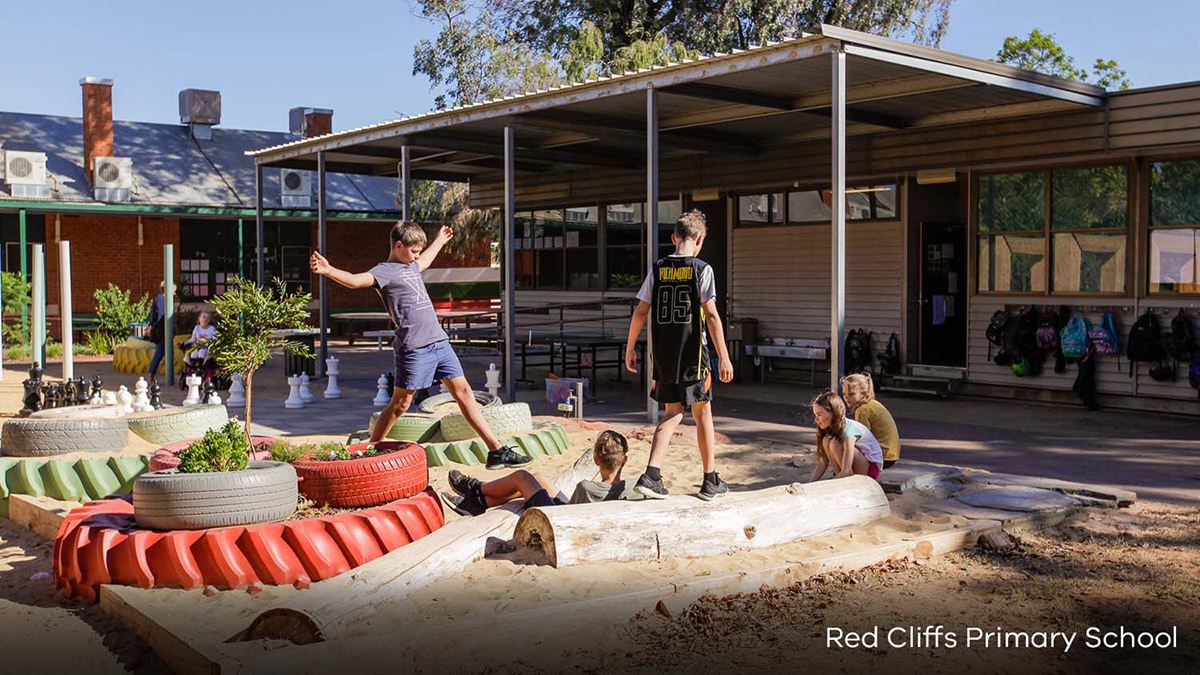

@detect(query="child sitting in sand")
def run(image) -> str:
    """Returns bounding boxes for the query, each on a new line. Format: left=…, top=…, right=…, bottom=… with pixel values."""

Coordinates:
left=809, top=390, right=884, bottom=481
left=841, top=373, right=900, bottom=469
left=441, top=430, right=642, bottom=516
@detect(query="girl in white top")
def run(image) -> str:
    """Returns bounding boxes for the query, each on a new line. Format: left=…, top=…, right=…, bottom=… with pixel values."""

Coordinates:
left=188, top=311, right=217, bottom=361
left=809, top=390, right=884, bottom=481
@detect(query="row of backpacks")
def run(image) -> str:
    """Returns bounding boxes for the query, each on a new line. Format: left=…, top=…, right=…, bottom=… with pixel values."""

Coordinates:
left=844, top=329, right=902, bottom=375
left=986, top=306, right=1199, bottom=394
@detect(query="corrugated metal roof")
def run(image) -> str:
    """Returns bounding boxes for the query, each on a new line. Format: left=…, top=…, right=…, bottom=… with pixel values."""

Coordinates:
left=0, top=112, right=398, bottom=211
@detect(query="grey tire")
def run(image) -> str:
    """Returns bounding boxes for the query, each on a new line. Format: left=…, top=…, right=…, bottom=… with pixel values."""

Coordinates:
left=367, top=413, right=440, bottom=443
left=127, top=405, right=230, bottom=445
left=1, top=417, right=129, bottom=457
left=417, top=391, right=500, bottom=415
left=438, top=402, right=533, bottom=442
left=133, top=461, right=298, bottom=530
left=29, top=404, right=125, bottom=420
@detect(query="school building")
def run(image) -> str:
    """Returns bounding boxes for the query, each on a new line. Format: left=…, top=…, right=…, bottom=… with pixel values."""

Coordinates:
left=240, top=25, right=1197, bottom=415
left=0, top=78, right=492, bottom=335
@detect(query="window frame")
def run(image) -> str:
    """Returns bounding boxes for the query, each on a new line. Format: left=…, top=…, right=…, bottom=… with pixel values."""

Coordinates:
left=1146, top=157, right=1200, bottom=296
left=733, top=183, right=900, bottom=228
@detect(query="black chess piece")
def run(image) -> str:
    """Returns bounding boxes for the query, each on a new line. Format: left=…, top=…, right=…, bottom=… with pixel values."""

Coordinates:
left=149, top=379, right=163, bottom=410
left=62, top=379, right=77, bottom=407
left=91, top=375, right=103, bottom=402
left=30, top=362, right=44, bottom=386
left=76, top=376, right=90, bottom=405
left=45, top=383, right=60, bottom=409
left=386, top=372, right=395, bottom=398
left=202, top=379, right=215, bottom=405
left=20, top=378, right=40, bottom=415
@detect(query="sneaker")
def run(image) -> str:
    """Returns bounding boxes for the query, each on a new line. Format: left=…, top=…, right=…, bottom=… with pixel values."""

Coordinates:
left=633, top=473, right=669, bottom=500
left=440, top=490, right=486, bottom=517
left=448, top=469, right=482, bottom=498
left=486, top=446, right=532, bottom=470
left=698, top=473, right=729, bottom=501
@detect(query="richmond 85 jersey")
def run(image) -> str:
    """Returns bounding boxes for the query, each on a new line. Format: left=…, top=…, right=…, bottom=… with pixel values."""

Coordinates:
left=644, top=255, right=714, bottom=383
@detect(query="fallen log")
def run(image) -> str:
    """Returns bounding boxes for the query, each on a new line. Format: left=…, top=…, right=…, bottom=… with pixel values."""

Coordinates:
left=514, top=475, right=890, bottom=567
left=244, top=449, right=598, bottom=644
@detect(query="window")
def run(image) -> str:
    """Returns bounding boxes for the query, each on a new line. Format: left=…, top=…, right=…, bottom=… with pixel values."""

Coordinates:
left=976, top=167, right=1128, bottom=294
left=514, top=209, right=565, bottom=289
left=565, top=206, right=600, bottom=290
left=787, top=190, right=831, bottom=223
left=240, top=221, right=312, bottom=295
left=181, top=219, right=244, bottom=302
left=0, top=213, right=46, bottom=275
left=1149, top=159, right=1200, bottom=293
left=604, top=199, right=682, bottom=289
left=738, top=193, right=783, bottom=224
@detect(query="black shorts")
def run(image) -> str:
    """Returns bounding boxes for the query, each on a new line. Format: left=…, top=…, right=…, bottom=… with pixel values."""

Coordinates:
left=651, top=373, right=713, bottom=406
left=526, top=489, right=566, bottom=508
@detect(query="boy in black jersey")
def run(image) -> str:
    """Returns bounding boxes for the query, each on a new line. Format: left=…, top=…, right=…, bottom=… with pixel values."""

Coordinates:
left=624, top=209, right=733, bottom=501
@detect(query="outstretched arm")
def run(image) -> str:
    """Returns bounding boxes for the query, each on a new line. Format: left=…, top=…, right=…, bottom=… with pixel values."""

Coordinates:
left=625, top=301, right=651, bottom=373
left=701, top=298, right=734, bottom=383
left=310, top=251, right=376, bottom=289
left=418, top=226, right=454, bottom=272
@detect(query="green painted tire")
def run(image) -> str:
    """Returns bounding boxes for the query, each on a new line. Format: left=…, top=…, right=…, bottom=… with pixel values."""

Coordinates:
left=437, top=403, right=532, bottom=442
left=422, top=422, right=569, bottom=467
left=367, top=413, right=440, bottom=443
left=0, top=453, right=151, bottom=517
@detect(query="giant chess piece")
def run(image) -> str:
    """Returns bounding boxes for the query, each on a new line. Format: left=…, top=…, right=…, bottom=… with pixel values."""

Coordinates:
left=148, top=379, right=163, bottom=410
left=30, top=362, right=44, bottom=388
left=227, top=373, right=246, bottom=407
left=20, top=379, right=40, bottom=416
left=386, top=372, right=395, bottom=398
left=90, top=375, right=103, bottom=405
left=201, top=379, right=215, bottom=405
left=323, top=357, right=342, bottom=399
left=102, top=390, right=117, bottom=406
left=298, top=373, right=314, bottom=403
left=372, top=373, right=390, bottom=407
left=117, top=385, right=134, bottom=415
left=133, top=377, right=152, bottom=413
left=182, top=374, right=203, bottom=406
left=285, top=374, right=305, bottom=409
left=206, top=383, right=222, bottom=406
left=45, top=383, right=61, bottom=409
left=75, top=376, right=90, bottom=406
left=62, top=379, right=77, bottom=407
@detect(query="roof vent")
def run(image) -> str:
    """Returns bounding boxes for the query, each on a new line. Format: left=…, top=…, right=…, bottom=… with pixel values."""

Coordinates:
left=179, top=89, right=221, bottom=139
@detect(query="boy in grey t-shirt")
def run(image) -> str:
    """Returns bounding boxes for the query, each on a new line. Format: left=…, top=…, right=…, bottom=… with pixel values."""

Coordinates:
left=310, top=221, right=530, bottom=470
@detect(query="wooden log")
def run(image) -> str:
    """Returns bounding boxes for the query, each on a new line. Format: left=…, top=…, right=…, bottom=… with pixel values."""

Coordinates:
left=514, top=475, right=890, bottom=568
left=244, top=449, right=598, bottom=644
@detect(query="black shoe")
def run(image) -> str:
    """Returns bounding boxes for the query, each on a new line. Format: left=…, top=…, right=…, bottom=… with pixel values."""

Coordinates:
left=441, top=490, right=486, bottom=517
left=698, top=473, right=729, bottom=501
left=633, top=473, right=669, bottom=500
left=448, top=469, right=482, bottom=498
left=486, top=446, right=531, bottom=470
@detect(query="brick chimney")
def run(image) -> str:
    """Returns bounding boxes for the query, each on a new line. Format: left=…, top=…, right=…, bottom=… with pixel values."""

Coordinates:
left=80, top=77, right=114, bottom=184
left=289, top=107, right=333, bottom=138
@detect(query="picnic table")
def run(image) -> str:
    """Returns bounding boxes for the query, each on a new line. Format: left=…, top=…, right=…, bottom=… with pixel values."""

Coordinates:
left=516, top=329, right=645, bottom=396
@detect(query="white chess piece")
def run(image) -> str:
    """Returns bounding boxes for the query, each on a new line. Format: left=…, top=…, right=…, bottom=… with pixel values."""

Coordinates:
left=323, top=357, right=341, bottom=399
left=207, top=389, right=223, bottom=406
left=299, top=373, right=314, bottom=403
left=102, top=391, right=117, bottom=407
left=484, top=363, right=501, bottom=400
left=373, top=373, right=390, bottom=407
left=90, top=389, right=102, bottom=405
left=133, top=377, right=152, bottom=412
left=227, top=373, right=246, bottom=407
left=182, top=374, right=202, bottom=406
left=117, top=385, right=134, bottom=415
left=285, top=374, right=305, bottom=409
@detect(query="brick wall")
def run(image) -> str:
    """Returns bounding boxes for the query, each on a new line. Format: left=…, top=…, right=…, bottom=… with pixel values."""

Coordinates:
left=44, top=214, right=180, bottom=314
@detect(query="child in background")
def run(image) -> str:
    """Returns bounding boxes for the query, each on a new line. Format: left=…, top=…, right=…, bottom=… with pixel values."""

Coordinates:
left=841, top=373, right=900, bottom=469
left=441, top=431, right=641, bottom=515
left=809, top=391, right=884, bottom=481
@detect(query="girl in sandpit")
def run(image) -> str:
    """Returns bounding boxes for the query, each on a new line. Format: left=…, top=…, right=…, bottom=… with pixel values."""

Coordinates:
left=809, top=390, right=884, bottom=482
left=441, top=430, right=642, bottom=516
left=840, top=373, right=900, bottom=469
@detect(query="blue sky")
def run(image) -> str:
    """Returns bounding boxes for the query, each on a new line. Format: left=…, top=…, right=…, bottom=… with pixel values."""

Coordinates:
left=2, top=0, right=1196, bottom=132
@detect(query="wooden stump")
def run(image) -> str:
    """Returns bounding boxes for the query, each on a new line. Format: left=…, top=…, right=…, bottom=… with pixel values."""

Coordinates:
left=514, top=475, right=890, bottom=567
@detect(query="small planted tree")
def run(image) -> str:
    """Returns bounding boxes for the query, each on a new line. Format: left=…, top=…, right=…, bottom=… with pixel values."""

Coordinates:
left=208, top=278, right=312, bottom=444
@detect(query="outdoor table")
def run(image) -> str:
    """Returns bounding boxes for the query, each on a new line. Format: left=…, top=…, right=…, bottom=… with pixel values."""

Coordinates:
left=273, top=328, right=322, bottom=377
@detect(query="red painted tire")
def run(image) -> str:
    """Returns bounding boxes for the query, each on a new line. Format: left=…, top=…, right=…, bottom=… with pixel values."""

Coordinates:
left=150, top=435, right=276, bottom=472
left=292, top=441, right=428, bottom=508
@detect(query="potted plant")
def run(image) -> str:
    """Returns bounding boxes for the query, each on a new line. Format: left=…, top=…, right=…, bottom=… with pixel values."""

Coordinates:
left=133, top=420, right=298, bottom=530
left=207, top=277, right=312, bottom=445
left=288, top=439, right=428, bottom=508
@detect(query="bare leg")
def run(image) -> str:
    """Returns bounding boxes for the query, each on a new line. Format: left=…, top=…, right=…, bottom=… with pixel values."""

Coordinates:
left=691, top=400, right=716, bottom=473
left=479, top=470, right=557, bottom=507
left=444, top=376, right=503, bottom=451
left=369, top=387, right=415, bottom=443
left=645, top=402, right=685, bottom=471
left=825, top=438, right=846, bottom=475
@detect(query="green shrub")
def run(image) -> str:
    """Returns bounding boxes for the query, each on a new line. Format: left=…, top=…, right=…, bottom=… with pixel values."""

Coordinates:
left=94, top=284, right=151, bottom=344
left=2, top=271, right=31, bottom=345
left=264, top=439, right=309, bottom=464
left=177, top=420, right=252, bottom=474
left=85, top=330, right=115, bottom=355
left=312, top=442, right=378, bottom=462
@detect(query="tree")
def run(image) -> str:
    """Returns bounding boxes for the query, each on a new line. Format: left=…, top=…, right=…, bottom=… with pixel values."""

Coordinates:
left=208, top=278, right=312, bottom=445
left=996, top=29, right=1130, bottom=90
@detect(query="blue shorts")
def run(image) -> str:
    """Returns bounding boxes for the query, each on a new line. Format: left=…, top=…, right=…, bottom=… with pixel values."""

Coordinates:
left=526, top=489, right=566, bottom=509
left=394, top=340, right=465, bottom=391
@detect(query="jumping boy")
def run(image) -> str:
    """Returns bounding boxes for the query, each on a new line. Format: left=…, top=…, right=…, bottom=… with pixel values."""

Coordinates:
left=624, top=209, right=733, bottom=501
left=310, top=222, right=530, bottom=470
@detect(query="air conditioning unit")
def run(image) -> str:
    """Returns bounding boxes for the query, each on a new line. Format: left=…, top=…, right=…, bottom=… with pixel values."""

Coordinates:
left=280, top=168, right=312, bottom=208
left=3, top=150, right=50, bottom=198
left=94, top=156, right=133, bottom=201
